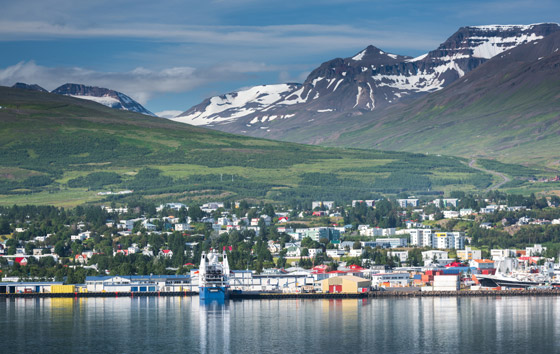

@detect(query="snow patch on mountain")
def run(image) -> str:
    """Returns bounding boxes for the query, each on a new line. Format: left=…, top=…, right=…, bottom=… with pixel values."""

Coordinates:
left=69, top=95, right=121, bottom=108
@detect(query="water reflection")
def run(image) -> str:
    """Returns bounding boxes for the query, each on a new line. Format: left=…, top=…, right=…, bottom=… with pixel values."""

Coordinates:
left=1, top=296, right=560, bottom=353
left=198, top=301, right=230, bottom=354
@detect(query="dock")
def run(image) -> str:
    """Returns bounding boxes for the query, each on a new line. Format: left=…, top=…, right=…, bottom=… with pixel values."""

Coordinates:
left=2, top=288, right=560, bottom=299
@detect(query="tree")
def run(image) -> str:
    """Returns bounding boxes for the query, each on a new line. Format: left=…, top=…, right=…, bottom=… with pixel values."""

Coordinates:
left=0, top=219, right=10, bottom=234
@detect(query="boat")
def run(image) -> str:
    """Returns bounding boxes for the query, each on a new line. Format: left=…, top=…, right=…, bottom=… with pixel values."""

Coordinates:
left=475, top=273, right=552, bottom=288
left=198, top=250, right=230, bottom=303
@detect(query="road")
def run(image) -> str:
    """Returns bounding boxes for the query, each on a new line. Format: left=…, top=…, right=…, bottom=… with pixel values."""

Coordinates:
left=468, top=158, right=511, bottom=191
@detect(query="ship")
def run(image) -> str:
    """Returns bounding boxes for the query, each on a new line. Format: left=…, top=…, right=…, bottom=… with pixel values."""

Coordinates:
left=198, top=250, right=230, bottom=303
left=475, top=273, right=556, bottom=289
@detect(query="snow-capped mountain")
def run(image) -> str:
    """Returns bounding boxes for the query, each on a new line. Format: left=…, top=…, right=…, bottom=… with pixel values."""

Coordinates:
left=172, top=83, right=301, bottom=126
left=51, top=83, right=155, bottom=116
left=174, top=23, right=559, bottom=135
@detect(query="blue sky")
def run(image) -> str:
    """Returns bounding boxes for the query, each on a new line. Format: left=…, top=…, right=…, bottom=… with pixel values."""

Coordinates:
left=0, top=0, right=558, bottom=116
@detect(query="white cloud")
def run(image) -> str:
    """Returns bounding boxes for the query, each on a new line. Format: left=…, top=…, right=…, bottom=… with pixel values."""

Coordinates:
left=155, top=110, right=183, bottom=119
left=0, top=61, right=280, bottom=104
left=0, top=21, right=440, bottom=52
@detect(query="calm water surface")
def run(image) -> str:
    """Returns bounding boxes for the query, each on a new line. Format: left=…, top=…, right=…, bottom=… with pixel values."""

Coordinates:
left=1, top=296, right=559, bottom=353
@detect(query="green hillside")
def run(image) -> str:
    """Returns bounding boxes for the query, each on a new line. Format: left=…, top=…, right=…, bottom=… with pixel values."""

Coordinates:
left=0, top=86, right=537, bottom=207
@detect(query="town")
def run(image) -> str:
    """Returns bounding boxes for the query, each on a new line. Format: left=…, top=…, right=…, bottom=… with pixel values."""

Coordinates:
left=1, top=191, right=560, bottom=295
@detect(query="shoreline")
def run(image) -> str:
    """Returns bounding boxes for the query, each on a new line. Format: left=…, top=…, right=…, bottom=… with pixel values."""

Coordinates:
left=2, top=289, right=560, bottom=299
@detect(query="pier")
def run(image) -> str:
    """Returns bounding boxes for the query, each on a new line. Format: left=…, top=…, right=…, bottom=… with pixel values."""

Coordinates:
left=3, top=288, right=560, bottom=299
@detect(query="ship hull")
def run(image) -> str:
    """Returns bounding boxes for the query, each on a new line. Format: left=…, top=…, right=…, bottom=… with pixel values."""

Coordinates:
left=477, top=275, right=557, bottom=289
left=199, top=286, right=229, bottom=303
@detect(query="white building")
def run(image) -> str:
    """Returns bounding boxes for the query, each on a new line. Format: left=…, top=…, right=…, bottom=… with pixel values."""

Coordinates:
left=443, top=211, right=459, bottom=219
left=312, top=201, right=335, bottom=210
left=370, top=272, right=410, bottom=288
left=422, top=250, right=449, bottom=262
left=397, top=199, right=419, bottom=208
left=526, top=244, right=546, bottom=257
left=352, top=200, right=375, bottom=207
left=388, top=251, right=409, bottom=263
left=406, top=229, right=433, bottom=247
left=433, top=232, right=465, bottom=250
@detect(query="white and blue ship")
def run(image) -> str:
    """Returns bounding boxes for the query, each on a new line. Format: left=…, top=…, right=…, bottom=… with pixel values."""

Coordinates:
left=198, top=250, right=230, bottom=303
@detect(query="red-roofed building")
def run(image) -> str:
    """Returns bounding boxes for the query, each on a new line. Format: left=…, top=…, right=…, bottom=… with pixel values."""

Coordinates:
left=15, top=257, right=27, bottom=266
left=159, top=249, right=173, bottom=258
left=445, top=261, right=466, bottom=268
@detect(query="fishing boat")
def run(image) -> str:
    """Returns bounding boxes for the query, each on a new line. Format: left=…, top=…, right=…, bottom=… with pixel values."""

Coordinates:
left=198, top=250, right=230, bottom=303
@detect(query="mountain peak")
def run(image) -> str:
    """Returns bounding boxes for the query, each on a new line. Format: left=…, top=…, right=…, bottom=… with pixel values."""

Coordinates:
left=350, top=45, right=410, bottom=63
left=11, top=82, right=48, bottom=92
left=51, top=83, right=155, bottom=116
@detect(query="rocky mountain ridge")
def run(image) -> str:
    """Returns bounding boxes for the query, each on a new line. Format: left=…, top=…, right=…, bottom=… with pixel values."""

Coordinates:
left=172, top=23, right=559, bottom=135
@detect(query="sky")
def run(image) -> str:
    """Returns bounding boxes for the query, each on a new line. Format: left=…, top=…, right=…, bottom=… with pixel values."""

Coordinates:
left=0, top=0, right=558, bottom=117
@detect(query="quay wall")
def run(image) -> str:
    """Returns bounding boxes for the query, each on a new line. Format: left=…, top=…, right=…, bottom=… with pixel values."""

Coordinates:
left=2, top=289, right=560, bottom=299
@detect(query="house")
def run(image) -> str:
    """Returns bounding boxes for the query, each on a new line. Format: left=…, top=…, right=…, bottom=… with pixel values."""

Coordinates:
left=349, top=249, right=363, bottom=257
left=14, top=257, right=28, bottom=266
left=159, top=249, right=173, bottom=258
left=142, top=220, right=157, bottom=232
left=443, top=210, right=459, bottom=219
left=308, top=248, right=323, bottom=258
left=278, top=216, right=289, bottom=223
left=286, top=246, right=302, bottom=258
left=326, top=249, right=345, bottom=258
left=460, top=209, right=474, bottom=217
left=175, top=223, right=191, bottom=232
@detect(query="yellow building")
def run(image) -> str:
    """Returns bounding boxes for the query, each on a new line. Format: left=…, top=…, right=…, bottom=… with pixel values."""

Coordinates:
left=318, top=275, right=371, bottom=294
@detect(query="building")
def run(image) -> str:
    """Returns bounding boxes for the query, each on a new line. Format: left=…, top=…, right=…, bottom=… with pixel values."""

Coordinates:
left=443, top=210, right=459, bottom=219
left=375, top=238, right=407, bottom=248
left=433, top=198, right=459, bottom=208
left=397, top=199, right=419, bottom=208
left=407, top=229, right=433, bottom=247
left=370, top=272, right=409, bottom=288
left=352, top=200, right=375, bottom=207
left=526, top=244, right=546, bottom=256
left=312, top=201, right=335, bottom=210
left=360, top=227, right=396, bottom=237
left=318, top=275, right=371, bottom=293
left=471, top=259, right=495, bottom=270
left=456, top=247, right=482, bottom=261
left=388, top=251, right=409, bottom=263
left=422, top=275, right=460, bottom=292
left=299, top=227, right=340, bottom=242
left=433, top=232, right=465, bottom=250
left=490, top=249, right=516, bottom=260
left=422, top=250, right=449, bottom=262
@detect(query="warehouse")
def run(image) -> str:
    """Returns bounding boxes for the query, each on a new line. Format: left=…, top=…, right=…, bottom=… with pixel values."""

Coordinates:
left=318, top=275, right=371, bottom=294
left=0, top=282, right=64, bottom=294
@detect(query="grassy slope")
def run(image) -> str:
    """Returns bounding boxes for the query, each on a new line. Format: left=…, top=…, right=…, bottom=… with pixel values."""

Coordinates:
left=0, top=87, right=525, bottom=206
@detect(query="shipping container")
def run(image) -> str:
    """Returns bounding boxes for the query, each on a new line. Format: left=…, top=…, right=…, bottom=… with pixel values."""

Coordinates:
left=51, top=285, right=75, bottom=294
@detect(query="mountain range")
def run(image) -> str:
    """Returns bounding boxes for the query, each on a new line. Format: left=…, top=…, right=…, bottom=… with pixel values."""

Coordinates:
left=170, top=23, right=560, bottom=165
left=11, top=82, right=154, bottom=116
